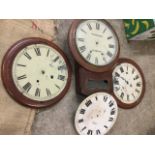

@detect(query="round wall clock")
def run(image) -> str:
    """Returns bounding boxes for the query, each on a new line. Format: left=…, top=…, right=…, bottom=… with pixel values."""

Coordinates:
left=68, top=19, right=120, bottom=72
left=112, top=58, right=145, bottom=109
left=74, top=92, right=118, bottom=135
left=1, top=37, right=72, bottom=108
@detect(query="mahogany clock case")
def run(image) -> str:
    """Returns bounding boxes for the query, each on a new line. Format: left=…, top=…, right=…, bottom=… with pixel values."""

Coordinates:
left=1, top=37, right=72, bottom=108
left=75, top=58, right=145, bottom=109
left=75, top=63, right=113, bottom=96
left=111, top=58, right=145, bottom=109
left=68, top=19, right=120, bottom=73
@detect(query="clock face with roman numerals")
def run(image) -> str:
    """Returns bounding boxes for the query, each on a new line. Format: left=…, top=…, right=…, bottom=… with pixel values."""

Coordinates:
left=68, top=19, right=120, bottom=72
left=74, top=92, right=118, bottom=135
left=112, top=58, right=145, bottom=108
left=2, top=38, right=72, bottom=108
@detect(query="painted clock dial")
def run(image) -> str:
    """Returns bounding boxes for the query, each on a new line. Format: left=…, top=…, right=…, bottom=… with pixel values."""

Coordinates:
left=68, top=19, right=120, bottom=72
left=112, top=58, right=145, bottom=109
left=74, top=92, right=118, bottom=135
left=1, top=38, right=72, bottom=108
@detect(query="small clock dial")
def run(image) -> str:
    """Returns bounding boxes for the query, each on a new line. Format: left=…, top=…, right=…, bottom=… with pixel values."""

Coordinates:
left=75, top=20, right=118, bottom=66
left=75, top=92, right=118, bottom=135
left=112, top=59, right=144, bottom=107
left=12, top=44, right=68, bottom=101
left=2, top=38, right=72, bottom=108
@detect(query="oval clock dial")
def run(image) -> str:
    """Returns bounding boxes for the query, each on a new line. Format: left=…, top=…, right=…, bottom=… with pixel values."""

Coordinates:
left=75, top=92, right=118, bottom=135
left=76, top=20, right=118, bottom=66
left=68, top=19, right=120, bottom=72
left=2, top=38, right=72, bottom=108
left=112, top=58, right=145, bottom=108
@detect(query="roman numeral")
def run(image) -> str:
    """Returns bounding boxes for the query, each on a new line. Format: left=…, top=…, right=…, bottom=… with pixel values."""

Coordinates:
left=107, top=36, right=113, bottom=40
left=53, top=56, right=59, bottom=62
left=127, top=94, right=130, bottom=101
left=87, top=129, right=93, bottom=135
left=23, top=82, right=32, bottom=92
left=78, top=38, right=84, bottom=42
left=46, top=49, right=50, bottom=57
left=79, top=46, right=86, bottom=52
left=115, top=72, right=120, bottom=77
left=80, top=109, right=86, bottom=114
left=58, top=65, right=66, bottom=71
left=109, top=100, right=114, bottom=107
left=120, top=92, right=124, bottom=99
left=17, top=74, right=27, bottom=80
left=114, top=78, right=119, bottom=85
left=17, top=64, right=26, bottom=67
left=85, top=100, right=92, bottom=107
left=46, top=88, right=51, bottom=96
left=108, top=117, right=114, bottom=122
left=104, top=125, right=108, bottom=129
left=132, top=93, right=136, bottom=98
left=103, top=28, right=107, bottom=33
left=87, top=23, right=92, bottom=30
left=95, top=96, right=98, bottom=100
left=109, top=44, right=115, bottom=48
left=134, top=75, right=139, bottom=80
left=57, top=75, right=65, bottom=81
left=110, top=108, right=116, bottom=115
left=107, top=51, right=113, bottom=57
left=35, top=88, right=40, bottom=97
left=120, top=66, right=124, bottom=73
left=34, top=47, right=41, bottom=56
left=132, top=68, right=135, bottom=74
left=24, top=52, right=32, bottom=60
left=95, top=57, right=98, bottom=65
left=81, top=29, right=87, bottom=34
left=86, top=54, right=91, bottom=61
left=103, top=96, right=108, bottom=102
left=78, top=119, right=84, bottom=123
left=136, top=82, right=142, bottom=87
left=96, top=129, right=101, bottom=135
left=96, top=23, right=100, bottom=30
left=81, top=126, right=87, bottom=131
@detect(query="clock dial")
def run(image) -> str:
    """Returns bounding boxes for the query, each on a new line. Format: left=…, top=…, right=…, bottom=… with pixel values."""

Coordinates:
left=75, top=20, right=119, bottom=66
left=75, top=92, right=118, bottom=135
left=112, top=59, right=145, bottom=108
left=2, top=38, right=72, bottom=108
left=12, top=44, right=68, bottom=101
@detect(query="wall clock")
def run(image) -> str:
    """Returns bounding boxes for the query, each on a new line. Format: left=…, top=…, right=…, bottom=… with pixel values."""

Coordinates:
left=112, top=58, right=145, bottom=109
left=74, top=92, right=118, bottom=135
left=1, top=37, right=72, bottom=108
left=68, top=19, right=120, bottom=72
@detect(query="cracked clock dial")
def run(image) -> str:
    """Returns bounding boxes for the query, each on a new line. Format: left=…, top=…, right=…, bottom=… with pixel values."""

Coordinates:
left=112, top=59, right=145, bottom=108
left=69, top=19, right=120, bottom=72
left=2, top=38, right=72, bottom=108
left=74, top=92, right=118, bottom=135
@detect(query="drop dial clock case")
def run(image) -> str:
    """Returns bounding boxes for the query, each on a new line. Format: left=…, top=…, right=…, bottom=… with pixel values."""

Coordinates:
left=1, top=38, right=72, bottom=108
left=75, top=92, right=118, bottom=135
left=68, top=19, right=120, bottom=72
left=112, top=58, right=145, bottom=109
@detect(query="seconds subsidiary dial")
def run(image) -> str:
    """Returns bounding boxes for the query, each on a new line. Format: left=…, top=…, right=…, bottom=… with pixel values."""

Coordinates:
left=112, top=58, right=145, bottom=108
left=2, top=38, right=72, bottom=108
left=69, top=19, right=120, bottom=72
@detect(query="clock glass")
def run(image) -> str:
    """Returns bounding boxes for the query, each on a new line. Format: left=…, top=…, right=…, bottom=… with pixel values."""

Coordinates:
left=113, top=61, right=144, bottom=105
left=12, top=44, right=68, bottom=101
left=75, top=20, right=119, bottom=66
left=74, top=92, right=118, bottom=135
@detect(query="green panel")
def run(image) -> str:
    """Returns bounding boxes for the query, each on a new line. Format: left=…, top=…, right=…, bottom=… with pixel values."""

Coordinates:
left=124, top=19, right=155, bottom=39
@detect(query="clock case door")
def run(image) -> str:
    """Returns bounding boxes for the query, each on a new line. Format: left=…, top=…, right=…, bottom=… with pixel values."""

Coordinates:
left=68, top=19, right=120, bottom=73
left=1, top=37, right=72, bottom=108
left=75, top=58, right=145, bottom=109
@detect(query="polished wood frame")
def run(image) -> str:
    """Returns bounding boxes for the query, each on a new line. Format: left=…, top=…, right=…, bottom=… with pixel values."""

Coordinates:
left=1, top=37, right=72, bottom=108
left=111, top=58, right=145, bottom=109
left=68, top=19, right=120, bottom=73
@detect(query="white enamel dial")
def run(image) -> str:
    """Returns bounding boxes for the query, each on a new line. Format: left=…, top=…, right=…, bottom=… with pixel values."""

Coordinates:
left=12, top=44, right=68, bottom=101
left=113, top=62, right=143, bottom=104
left=75, top=92, right=118, bottom=135
left=75, top=20, right=118, bottom=66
